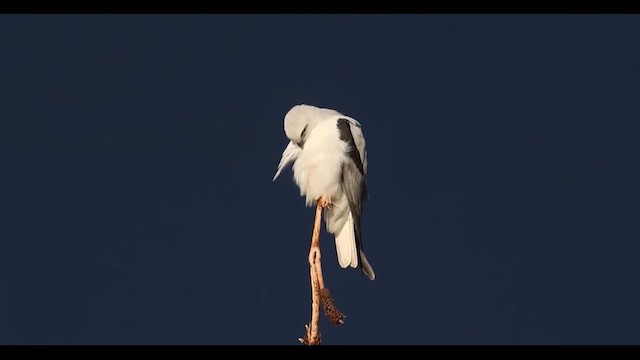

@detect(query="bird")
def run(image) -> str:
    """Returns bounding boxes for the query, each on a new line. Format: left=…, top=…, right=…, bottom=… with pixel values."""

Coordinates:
left=273, top=104, right=375, bottom=281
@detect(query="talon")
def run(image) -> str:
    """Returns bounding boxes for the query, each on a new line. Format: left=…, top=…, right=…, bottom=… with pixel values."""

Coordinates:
left=316, top=195, right=332, bottom=208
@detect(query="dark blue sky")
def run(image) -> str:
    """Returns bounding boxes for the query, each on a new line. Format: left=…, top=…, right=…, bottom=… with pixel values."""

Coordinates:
left=2, top=14, right=640, bottom=345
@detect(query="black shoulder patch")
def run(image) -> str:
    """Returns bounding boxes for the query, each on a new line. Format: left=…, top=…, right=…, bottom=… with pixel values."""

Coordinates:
left=336, top=118, right=365, bottom=176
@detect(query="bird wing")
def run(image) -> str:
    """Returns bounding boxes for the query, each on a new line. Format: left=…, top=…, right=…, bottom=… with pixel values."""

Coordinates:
left=345, top=117, right=368, bottom=176
left=272, top=141, right=302, bottom=181
left=336, top=117, right=375, bottom=280
left=337, top=118, right=368, bottom=206
left=336, top=118, right=367, bottom=235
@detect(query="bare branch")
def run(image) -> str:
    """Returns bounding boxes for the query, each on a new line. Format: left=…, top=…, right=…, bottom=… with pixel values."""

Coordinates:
left=300, top=197, right=347, bottom=345
left=300, top=201, right=324, bottom=345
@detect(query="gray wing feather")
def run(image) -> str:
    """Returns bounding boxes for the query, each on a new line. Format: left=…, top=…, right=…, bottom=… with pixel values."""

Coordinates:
left=336, top=118, right=368, bottom=273
left=337, top=118, right=368, bottom=205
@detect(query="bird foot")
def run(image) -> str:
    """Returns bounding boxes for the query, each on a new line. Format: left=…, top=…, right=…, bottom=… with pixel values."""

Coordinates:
left=316, top=195, right=332, bottom=208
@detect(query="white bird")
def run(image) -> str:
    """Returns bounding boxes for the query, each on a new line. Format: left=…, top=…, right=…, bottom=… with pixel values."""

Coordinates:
left=273, top=104, right=375, bottom=281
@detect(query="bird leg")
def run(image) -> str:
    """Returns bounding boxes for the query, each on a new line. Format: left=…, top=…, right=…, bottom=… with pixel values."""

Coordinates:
left=316, top=194, right=332, bottom=209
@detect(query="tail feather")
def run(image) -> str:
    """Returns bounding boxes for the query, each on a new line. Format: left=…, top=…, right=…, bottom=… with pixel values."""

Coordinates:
left=334, top=211, right=358, bottom=268
left=334, top=211, right=375, bottom=280
left=359, top=250, right=375, bottom=281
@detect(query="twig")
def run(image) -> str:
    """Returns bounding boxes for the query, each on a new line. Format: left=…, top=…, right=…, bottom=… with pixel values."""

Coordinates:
left=299, top=201, right=324, bottom=345
left=299, top=198, right=347, bottom=345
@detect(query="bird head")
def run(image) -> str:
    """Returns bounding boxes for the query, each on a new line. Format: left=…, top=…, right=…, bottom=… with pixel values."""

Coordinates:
left=283, top=104, right=329, bottom=148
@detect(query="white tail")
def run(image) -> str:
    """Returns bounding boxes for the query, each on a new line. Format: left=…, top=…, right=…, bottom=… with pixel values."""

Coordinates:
left=333, top=208, right=376, bottom=281
left=334, top=211, right=358, bottom=269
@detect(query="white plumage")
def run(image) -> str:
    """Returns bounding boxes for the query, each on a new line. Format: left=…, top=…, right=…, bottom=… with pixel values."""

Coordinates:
left=273, top=104, right=375, bottom=281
